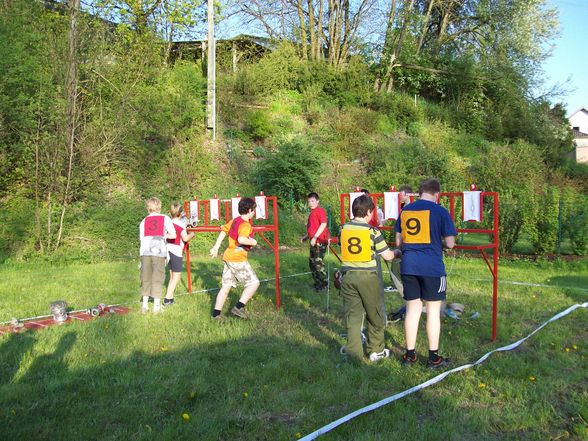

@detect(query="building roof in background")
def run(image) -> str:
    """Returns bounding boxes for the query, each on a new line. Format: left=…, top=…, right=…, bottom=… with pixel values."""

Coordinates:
left=569, top=107, right=588, bottom=118
left=173, top=34, right=274, bottom=50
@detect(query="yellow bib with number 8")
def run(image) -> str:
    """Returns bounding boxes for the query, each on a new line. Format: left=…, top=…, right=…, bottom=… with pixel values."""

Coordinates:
left=341, top=229, right=372, bottom=262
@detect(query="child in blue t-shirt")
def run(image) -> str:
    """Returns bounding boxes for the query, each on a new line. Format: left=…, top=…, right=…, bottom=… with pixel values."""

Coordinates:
left=394, top=179, right=457, bottom=369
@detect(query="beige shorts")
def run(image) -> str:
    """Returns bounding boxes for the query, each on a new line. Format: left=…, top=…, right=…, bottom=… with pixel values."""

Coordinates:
left=222, top=261, right=259, bottom=288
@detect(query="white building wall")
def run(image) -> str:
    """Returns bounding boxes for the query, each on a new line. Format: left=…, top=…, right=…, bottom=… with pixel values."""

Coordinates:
left=569, top=108, right=588, bottom=133
left=574, top=138, right=588, bottom=164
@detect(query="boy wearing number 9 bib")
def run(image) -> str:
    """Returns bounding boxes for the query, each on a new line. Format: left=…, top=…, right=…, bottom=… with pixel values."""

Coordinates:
left=340, top=194, right=396, bottom=362
left=394, top=178, right=457, bottom=368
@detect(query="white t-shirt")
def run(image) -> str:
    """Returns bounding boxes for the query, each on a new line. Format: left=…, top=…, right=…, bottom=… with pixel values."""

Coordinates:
left=167, top=218, right=187, bottom=257
left=139, top=213, right=176, bottom=258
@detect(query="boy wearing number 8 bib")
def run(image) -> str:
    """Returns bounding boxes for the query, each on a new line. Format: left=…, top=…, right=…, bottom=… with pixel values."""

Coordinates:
left=394, top=178, right=457, bottom=369
left=340, top=194, right=396, bottom=362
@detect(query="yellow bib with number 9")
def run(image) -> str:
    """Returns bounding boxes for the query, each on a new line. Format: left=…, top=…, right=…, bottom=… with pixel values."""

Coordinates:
left=401, top=210, right=431, bottom=244
left=341, top=229, right=372, bottom=262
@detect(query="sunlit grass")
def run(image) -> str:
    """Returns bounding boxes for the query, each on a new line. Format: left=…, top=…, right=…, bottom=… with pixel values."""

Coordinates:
left=0, top=251, right=586, bottom=440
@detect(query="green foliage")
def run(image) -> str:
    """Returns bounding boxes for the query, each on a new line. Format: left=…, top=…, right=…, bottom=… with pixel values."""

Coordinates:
left=561, top=190, right=588, bottom=255
left=473, top=140, right=546, bottom=254
left=246, top=110, right=273, bottom=141
left=234, top=43, right=302, bottom=96
left=254, top=139, right=321, bottom=203
left=365, top=134, right=467, bottom=193
left=531, top=186, right=559, bottom=255
left=371, top=92, right=424, bottom=130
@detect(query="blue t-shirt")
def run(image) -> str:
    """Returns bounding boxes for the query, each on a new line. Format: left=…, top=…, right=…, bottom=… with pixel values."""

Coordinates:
left=394, top=199, right=457, bottom=277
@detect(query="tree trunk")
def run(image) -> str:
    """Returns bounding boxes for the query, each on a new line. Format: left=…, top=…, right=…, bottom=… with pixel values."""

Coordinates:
left=316, top=0, right=324, bottom=59
left=416, top=0, right=435, bottom=54
left=297, top=0, right=308, bottom=59
left=327, top=0, right=337, bottom=64
left=308, top=0, right=317, bottom=60
left=375, top=0, right=397, bottom=91
left=56, top=0, right=80, bottom=250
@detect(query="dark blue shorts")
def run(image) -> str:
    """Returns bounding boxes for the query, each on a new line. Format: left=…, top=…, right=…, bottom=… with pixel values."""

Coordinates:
left=401, top=275, right=447, bottom=302
left=168, top=253, right=183, bottom=273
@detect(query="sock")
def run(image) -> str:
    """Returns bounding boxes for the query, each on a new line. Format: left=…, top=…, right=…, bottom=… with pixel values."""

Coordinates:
left=406, top=349, right=416, bottom=359
left=212, top=309, right=221, bottom=317
left=142, top=296, right=149, bottom=308
left=428, top=349, right=440, bottom=362
left=154, top=298, right=161, bottom=310
left=236, top=301, right=246, bottom=309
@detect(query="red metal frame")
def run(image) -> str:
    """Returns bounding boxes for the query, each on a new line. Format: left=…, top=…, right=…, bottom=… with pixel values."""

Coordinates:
left=337, top=189, right=500, bottom=341
left=183, top=195, right=281, bottom=309
left=0, top=305, right=132, bottom=335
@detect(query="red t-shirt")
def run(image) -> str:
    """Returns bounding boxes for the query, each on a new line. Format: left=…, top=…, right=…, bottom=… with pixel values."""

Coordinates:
left=307, top=207, right=330, bottom=243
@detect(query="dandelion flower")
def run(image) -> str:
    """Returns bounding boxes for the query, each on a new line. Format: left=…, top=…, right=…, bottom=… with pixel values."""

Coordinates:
left=529, top=376, right=536, bottom=382
left=295, top=432, right=302, bottom=439
left=565, top=347, right=571, bottom=352
left=182, top=413, right=190, bottom=422
left=243, top=392, right=248, bottom=398
left=479, top=382, right=486, bottom=388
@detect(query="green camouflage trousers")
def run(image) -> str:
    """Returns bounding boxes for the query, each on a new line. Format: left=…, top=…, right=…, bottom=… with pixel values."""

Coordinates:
left=341, top=270, right=386, bottom=359
left=309, top=243, right=328, bottom=290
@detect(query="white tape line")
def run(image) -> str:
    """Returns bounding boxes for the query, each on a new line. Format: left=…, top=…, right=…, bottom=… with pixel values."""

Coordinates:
left=299, top=301, right=588, bottom=441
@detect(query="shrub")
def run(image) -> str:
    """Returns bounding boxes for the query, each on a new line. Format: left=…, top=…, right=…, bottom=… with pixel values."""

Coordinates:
left=472, top=140, right=546, bottom=254
left=254, top=138, right=321, bottom=203
left=531, top=186, right=559, bottom=255
left=246, top=110, right=273, bottom=141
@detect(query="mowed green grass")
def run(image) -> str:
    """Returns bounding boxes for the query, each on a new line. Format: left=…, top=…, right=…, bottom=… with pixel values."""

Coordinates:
left=0, top=251, right=587, bottom=440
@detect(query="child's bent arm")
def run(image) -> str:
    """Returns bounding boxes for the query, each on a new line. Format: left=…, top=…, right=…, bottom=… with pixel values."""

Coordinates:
left=238, top=235, right=257, bottom=246
left=210, top=231, right=227, bottom=257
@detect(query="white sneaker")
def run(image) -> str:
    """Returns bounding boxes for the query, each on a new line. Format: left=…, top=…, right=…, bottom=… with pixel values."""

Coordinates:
left=369, top=348, right=390, bottom=362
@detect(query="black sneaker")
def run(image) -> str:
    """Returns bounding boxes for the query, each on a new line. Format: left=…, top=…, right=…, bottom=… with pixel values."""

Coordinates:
left=388, top=306, right=406, bottom=323
left=401, top=353, right=417, bottom=367
left=163, top=298, right=175, bottom=306
left=426, top=356, right=450, bottom=369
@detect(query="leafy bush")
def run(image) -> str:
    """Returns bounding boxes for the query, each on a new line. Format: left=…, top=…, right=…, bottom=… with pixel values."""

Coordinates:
left=246, top=110, right=273, bottom=140
left=254, top=139, right=321, bottom=203
left=234, top=43, right=302, bottom=96
left=531, top=186, right=559, bottom=255
left=472, top=140, right=546, bottom=254
left=561, top=191, right=588, bottom=255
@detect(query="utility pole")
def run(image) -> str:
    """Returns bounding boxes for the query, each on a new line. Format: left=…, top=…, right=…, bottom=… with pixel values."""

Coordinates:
left=206, top=0, right=216, bottom=139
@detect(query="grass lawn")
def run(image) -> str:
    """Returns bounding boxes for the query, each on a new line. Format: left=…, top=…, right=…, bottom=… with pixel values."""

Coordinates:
left=0, top=250, right=587, bottom=440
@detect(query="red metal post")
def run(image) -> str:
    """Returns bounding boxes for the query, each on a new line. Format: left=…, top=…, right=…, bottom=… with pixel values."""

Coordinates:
left=272, top=196, right=281, bottom=309
left=492, top=192, right=499, bottom=341
left=186, top=243, right=192, bottom=293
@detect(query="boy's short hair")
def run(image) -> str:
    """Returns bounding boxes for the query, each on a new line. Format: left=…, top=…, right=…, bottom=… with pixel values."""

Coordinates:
left=307, top=192, right=319, bottom=200
left=361, top=189, right=369, bottom=194
left=146, top=197, right=162, bottom=213
left=419, top=178, right=441, bottom=195
left=399, top=185, right=413, bottom=194
left=169, top=202, right=183, bottom=218
left=352, top=194, right=375, bottom=218
left=238, top=197, right=257, bottom=215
